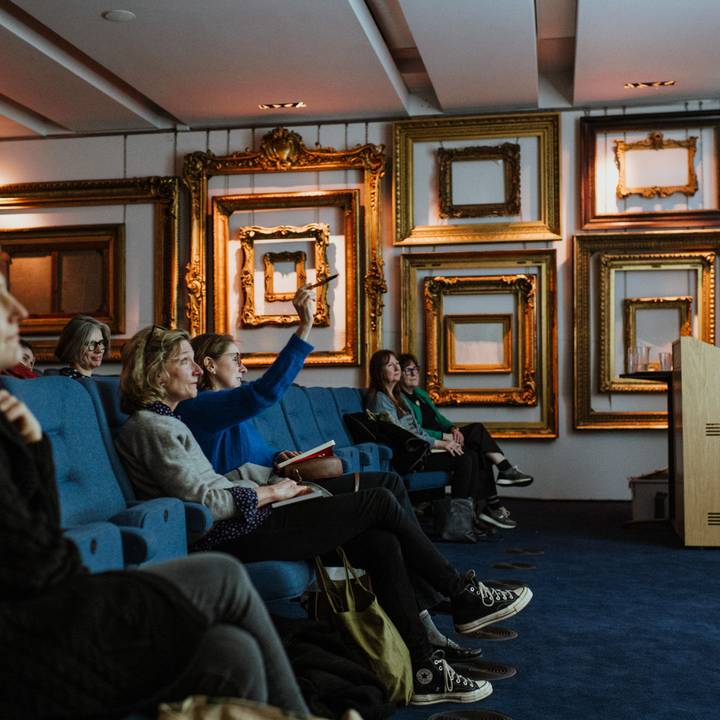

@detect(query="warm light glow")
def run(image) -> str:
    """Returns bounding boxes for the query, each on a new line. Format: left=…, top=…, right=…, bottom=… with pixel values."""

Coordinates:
left=258, top=101, right=307, bottom=110
left=624, top=80, right=676, bottom=89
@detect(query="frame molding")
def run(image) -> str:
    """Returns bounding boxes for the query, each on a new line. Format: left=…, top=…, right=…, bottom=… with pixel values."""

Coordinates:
left=184, top=127, right=386, bottom=360
left=263, top=251, right=306, bottom=302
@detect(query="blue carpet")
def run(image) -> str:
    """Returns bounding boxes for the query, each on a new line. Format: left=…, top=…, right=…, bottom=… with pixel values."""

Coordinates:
left=393, top=500, right=720, bottom=720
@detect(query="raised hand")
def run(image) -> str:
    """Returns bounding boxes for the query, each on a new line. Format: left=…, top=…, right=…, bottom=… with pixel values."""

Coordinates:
left=292, top=285, right=316, bottom=341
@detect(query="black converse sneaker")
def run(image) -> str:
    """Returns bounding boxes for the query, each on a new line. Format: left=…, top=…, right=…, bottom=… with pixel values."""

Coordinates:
left=452, top=570, right=533, bottom=634
left=431, top=640, right=483, bottom=663
left=411, top=650, right=492, bottom=705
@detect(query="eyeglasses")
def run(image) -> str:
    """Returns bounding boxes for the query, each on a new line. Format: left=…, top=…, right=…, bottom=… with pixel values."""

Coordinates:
left=402, top=366, right=420, bottom=375
left=221, top=352, right=244, bottom=365
left=143, top=324, right=167, bottom=366
left=84, top=340, right=106, bottom=352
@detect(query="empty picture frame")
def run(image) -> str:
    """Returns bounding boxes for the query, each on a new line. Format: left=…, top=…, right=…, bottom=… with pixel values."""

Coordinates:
left=212, top=189, right=361, bottom=366
left=445, top=314, right=512, bottom=373
left=0, top=176, right=180, bottom=361
left=598, top=252, right=714, bottom=394
left=425, top=275, right=536, bottom=406
left=263, top=251, right=306, bottom=302
left=574, top=231, right=720, bottom=430
left=579, top=110, right=720, bottom=230
left=239, top=223, right=330, bottom=327
left=401, top=249, right=557, bottom=439
left=394, top=112, right=561, bottom=244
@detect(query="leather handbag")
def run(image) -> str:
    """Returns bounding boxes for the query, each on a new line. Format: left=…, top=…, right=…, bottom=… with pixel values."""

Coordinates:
left=281, top=456, right=343, bottom=483
left=314, top=548, right=413, bottom=704
left=431, top=497, right=477, bottom=543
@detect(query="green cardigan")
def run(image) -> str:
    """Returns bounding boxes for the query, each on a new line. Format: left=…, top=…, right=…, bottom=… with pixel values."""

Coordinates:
left=401, top=387, right=454, bottom=440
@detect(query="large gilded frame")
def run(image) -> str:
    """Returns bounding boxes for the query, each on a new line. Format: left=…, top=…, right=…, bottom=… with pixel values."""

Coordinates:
left=574, top=231, right=720, bottom=430
left=212, top=189, right=360, bottom=366
left=579, top=110, right=720, bottom=230
left=184, top=127, right=386, bottom=361
left=239, top=223, right=330, bottom=327
left=424, top=275, right=536, bottom=406
left=394, top=112, right=560, bottom=244
left=598, top=252, right=714, bottom=393
left=401, top=249, right=557, bottom=439
left=0, top=176, right=179, bottom=361
left=445, top=313, right=512, bottom=374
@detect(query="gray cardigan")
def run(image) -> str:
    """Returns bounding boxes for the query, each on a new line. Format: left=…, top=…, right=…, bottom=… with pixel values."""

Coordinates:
left=365, top=390, right=434, bottom=444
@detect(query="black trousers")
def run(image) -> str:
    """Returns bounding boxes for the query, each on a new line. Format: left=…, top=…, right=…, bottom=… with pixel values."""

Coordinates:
left=218, top=481, right=464, bottom=661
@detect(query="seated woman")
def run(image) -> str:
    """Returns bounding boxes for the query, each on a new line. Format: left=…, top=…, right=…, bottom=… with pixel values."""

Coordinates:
left=1, top=339, right=39, bottom=379
left=365, top=350, right=521, bottom=531
left=114, top=323, right=534, bottom=706
left=0, top=271, right=308, bottom=719
left=398, top=353, right=532, bottom=529
left=54, top=314, right=109, bottom=378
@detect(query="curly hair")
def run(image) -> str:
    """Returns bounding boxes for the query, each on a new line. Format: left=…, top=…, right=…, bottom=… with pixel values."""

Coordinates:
left=119, top=325, right=190, bottom=413
left=55, top=315, right=111, bottom=364
left=367, top=348, right=408, bottom=416
left=190, top=333, right=235, bottom=391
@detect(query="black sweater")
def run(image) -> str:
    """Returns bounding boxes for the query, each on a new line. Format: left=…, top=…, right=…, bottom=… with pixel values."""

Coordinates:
left=0, top=411, right=208, bottom=719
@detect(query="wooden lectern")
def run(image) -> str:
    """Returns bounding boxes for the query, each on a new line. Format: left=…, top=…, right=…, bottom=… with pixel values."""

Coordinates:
left=672, top=336, right=720, bottom=546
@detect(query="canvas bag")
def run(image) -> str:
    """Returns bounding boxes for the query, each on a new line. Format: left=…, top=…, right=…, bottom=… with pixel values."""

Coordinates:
left=313, top=549, right=413, bottom=705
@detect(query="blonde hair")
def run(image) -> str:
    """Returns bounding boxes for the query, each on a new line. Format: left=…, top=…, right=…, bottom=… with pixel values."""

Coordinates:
left=120, top=325, right=189, bottom=413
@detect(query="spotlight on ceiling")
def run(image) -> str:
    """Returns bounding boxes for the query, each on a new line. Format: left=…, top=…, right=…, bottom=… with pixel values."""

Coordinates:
left=258, top=101, right=307, bottom=110
left=624, top=80, right=676, bottom=89
left=101, top=9, right=136, bottom=22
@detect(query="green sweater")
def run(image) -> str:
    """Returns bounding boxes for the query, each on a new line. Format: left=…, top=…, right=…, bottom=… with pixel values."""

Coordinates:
left=401, top=387, right=454, bottom=440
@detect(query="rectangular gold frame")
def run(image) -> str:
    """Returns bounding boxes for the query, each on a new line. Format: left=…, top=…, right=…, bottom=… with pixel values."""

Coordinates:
left=184, top=127, right=385, bottom=364
left=263, top=251, right=306, bottom=302
left=574, top=231, right=720, bottom=430
left=623, top=297, right=693, bottom=369
left=394, top=112, right=560, bottom=244
left=614, top=131, right=698, bottom=199
left=580, top=110, right=720, bottom=229
left=598, top=252, right=714, bottom=393
left=212, top=189, right=360, bottom=366
left=426, top=276, right=535, bottom=406
left=438, top=143, right=521, bottom=218
left=401, top=249, right=557, bottom=439
left=0, top=224, right=125, bottom=335
left=240, top=223, right=330, bottom=327
left=445, top=314, right=512, bottom=374
left=0, top=176, right=179, bottom=362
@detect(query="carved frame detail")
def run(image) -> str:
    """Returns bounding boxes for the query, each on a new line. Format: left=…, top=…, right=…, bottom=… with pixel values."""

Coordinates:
left=445, top=313, right=513, bottom=374
left=263, top=251, right=306, bottom=302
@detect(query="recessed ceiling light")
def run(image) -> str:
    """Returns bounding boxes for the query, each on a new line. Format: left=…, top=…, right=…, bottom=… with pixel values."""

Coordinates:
left=624, top=80, right=676, bottom=89
left=101, top=9, right=136, bottom=22
left=258, top=101, right=307, bottom=110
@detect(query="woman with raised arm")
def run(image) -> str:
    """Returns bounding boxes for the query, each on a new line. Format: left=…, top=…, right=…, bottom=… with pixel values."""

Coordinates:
left=398, top=352, right=533, bottom=529
left=0, top=270, right=310, bottom=719
left=55, top=314, right=110, bottom=378
left=115, top=322, right=534, bottom=706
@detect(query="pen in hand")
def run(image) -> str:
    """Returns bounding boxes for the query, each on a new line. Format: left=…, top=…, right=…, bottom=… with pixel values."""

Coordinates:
left=306, top=273, right=339, bottom=290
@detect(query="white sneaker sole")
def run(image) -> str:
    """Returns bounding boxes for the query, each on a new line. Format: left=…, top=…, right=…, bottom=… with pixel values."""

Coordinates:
left=410, top=680, right=493, bottom=705
left=477, top=511, right=517, bottom=529
left=454, top=587, right=533, bottom=634
left=495, top=477, right=533, bottom=487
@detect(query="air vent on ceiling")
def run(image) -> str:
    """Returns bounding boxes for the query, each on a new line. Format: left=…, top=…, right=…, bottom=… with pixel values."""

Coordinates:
left=705, top=423, right=720, bottom=436
left=708, top=512, right=720, bottom=526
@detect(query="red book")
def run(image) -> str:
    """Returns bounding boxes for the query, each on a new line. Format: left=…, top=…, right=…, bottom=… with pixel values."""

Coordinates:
left=275, top=440, right=336, bottom=469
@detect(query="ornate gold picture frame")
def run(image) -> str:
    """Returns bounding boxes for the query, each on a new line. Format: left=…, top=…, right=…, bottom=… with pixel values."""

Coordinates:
left=212, top=189, right=360, bottom=366
left=240, top=224, right=330, bottom=328
left=263, top=251, right=306, bottom=302
left=401, top=249, right=557, bottom=439
left=614, top=131, right=698, bottom=199
left=574, top=231, right=720, bottom=430
left=445, top=314, right=512, bottom=374
left=580, top=110, right=720, bottom=230
left=598, top=252, right=714, bottom=393
left=425, top=275, right=536, bottom=406
left=438, top=143, right=521, bottom=218
left=0, top=176, right=179, bottom=362
left=184, top=127, right=385, bottom=361
left=394, top=112, right=560, bottom=244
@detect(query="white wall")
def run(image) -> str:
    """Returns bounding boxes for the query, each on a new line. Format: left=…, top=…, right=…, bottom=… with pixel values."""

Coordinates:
left=3, top=100, right=716, bottom=499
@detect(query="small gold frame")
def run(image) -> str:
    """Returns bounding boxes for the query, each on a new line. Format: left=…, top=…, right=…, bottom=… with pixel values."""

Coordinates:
left=212, top=189, right=360, bottom=366
left=263, top=251, right=306, bottom=302
left=0, top=224, right=125, bottom=335
left=438, top=143, right=521, bottom=218
left=240, top=224, right=330, bottom=328
left=0, top=176, right=180, bottom=362
left=598, top=252, right=714, bottom=393
left=623, top=296, right=693, bottom=369
left=574, top=231, right=720, bottom=430
left=394, top=112, right=560, bottom=244
left=445, top=314, right=512, bottom=373
left=184, top=127, right=386, bottom=362
left=614, top=131, right=698, bottom=199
